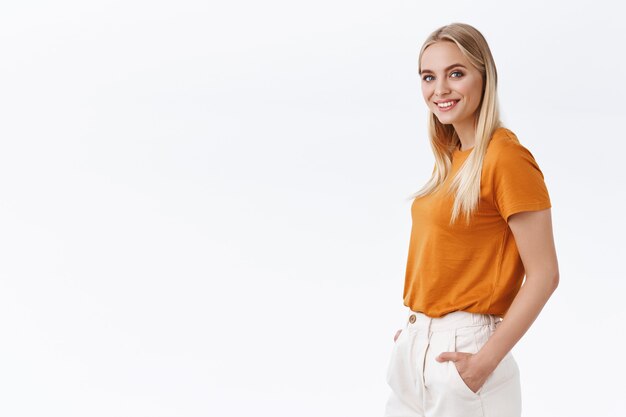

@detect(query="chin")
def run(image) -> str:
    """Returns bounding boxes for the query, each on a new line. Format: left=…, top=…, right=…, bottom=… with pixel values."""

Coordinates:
left=435, top=116, right=456, bottom=125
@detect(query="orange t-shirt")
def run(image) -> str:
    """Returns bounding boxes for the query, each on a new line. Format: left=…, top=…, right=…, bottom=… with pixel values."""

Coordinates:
left=403, top=127, right=552, bottom=318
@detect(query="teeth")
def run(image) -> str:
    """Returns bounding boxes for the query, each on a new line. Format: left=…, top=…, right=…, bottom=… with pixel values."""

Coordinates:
left=437, top=100, right=457, bottom=108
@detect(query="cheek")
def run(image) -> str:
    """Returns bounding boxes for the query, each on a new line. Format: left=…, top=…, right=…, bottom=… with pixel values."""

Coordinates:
left=469, top=83, right=484, bottom=108
left=421, top=85, right=432, bottom=103
left=456, top=81, right=481, bottom=108
left=464, top=76, right=483, bottom=99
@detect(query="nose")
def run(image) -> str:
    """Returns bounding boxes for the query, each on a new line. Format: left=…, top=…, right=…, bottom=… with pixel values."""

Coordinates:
left=434, top=78, right=450, bottom=97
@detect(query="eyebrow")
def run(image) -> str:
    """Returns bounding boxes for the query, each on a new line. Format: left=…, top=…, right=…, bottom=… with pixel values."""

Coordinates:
left=419, top=63, right=467, bottom=75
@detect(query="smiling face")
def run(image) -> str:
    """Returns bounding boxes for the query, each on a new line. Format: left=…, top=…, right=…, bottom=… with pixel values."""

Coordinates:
left=420, top=41, right=484, bottom=131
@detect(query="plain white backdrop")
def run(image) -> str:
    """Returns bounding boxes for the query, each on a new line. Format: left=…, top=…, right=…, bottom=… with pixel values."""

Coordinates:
left=0, top=1, right=624, bottom=416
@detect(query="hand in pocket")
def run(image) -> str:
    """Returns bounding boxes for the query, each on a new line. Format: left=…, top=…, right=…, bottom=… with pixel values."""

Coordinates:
left=393, top=329, right=402, bottom=343
left=437, top=351, right=493, bottom=394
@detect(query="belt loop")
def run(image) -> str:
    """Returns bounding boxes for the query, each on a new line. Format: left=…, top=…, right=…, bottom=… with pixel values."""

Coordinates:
left=489, top=314, right=495, bottom=331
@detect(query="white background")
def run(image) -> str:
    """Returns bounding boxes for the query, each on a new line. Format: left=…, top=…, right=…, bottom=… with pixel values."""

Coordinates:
left=0, top=1, right=624, bottom=416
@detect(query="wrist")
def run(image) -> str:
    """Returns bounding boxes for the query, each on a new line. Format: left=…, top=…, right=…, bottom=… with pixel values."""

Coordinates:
left=474, top=346, right=505, bottom=371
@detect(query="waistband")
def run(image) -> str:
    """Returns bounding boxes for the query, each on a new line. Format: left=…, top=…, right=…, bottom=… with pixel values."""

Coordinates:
left=404, top=308, right=502, bottom=332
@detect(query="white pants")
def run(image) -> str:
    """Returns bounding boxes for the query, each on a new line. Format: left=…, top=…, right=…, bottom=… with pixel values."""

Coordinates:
left=383, top=309, right=522, bottom=417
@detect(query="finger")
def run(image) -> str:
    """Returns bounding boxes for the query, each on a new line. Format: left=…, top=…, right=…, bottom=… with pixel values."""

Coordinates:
left=393, top=329, right=402, bottom=342
left=436, top=351, right=455, bottom=362
left=438, top=351, right=465, bottom=362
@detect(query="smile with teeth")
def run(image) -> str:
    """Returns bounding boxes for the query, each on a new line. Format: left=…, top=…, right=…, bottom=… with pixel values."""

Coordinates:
left=436, top=100, right=460, bottom=110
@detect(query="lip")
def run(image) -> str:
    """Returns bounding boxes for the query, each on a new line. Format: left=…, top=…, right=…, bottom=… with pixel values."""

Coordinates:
left=435, top=99, right=460, bottom=112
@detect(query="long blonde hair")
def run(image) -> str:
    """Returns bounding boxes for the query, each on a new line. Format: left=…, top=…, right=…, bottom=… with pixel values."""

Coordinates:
left=408, top=23, right=503, bottom=226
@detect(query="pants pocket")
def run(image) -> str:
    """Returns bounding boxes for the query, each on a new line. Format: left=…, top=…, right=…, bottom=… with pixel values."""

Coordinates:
left=472, top=324, right=520, bottom=396
left=450, top=326, right=483, bottom=396
left=386, top=325, right=410, bottom=385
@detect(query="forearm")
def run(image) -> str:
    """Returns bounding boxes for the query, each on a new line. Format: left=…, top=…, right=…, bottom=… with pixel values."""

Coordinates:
left=475, top=274, right=559, bottom=369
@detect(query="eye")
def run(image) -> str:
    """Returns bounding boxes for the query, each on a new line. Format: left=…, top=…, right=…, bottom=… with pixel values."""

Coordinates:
left=422, top=70, right=463, bottom=82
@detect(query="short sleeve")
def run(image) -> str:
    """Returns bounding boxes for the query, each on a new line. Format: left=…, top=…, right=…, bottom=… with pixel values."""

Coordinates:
left=492, top=141, right=552, bottom=223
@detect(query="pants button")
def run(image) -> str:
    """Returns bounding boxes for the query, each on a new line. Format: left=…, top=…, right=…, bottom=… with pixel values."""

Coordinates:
left=409, top=314, right=416, bottom=323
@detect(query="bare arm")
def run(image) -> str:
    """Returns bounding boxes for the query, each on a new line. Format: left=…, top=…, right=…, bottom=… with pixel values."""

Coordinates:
left=474, top=207, right=560, bottom=369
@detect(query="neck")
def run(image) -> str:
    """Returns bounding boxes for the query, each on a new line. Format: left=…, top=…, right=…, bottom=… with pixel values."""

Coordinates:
left=453, top=120, right=476, bottom=150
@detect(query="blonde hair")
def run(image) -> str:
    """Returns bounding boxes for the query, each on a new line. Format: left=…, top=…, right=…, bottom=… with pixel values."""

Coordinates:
left=408, top=22, right=503, bottom=226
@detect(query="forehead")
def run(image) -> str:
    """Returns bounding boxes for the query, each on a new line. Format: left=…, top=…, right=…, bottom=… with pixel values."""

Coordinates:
left=420, top=41, right=469, bottom=71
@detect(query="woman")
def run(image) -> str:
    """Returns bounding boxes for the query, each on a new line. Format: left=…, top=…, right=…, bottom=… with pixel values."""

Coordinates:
left=383, top=23, right=559, bottom=417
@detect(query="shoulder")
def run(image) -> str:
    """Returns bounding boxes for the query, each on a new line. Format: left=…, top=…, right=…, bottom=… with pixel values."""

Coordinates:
left=488, top=127, right=524, bottom=154
left=485, top=127, right=538, bottom=165
left=483, top=127, right=546, bottom=181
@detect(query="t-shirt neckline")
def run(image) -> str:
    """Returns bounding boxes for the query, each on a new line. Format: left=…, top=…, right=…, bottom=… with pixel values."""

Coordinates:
left=453, top=145, right=474, bottom=159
